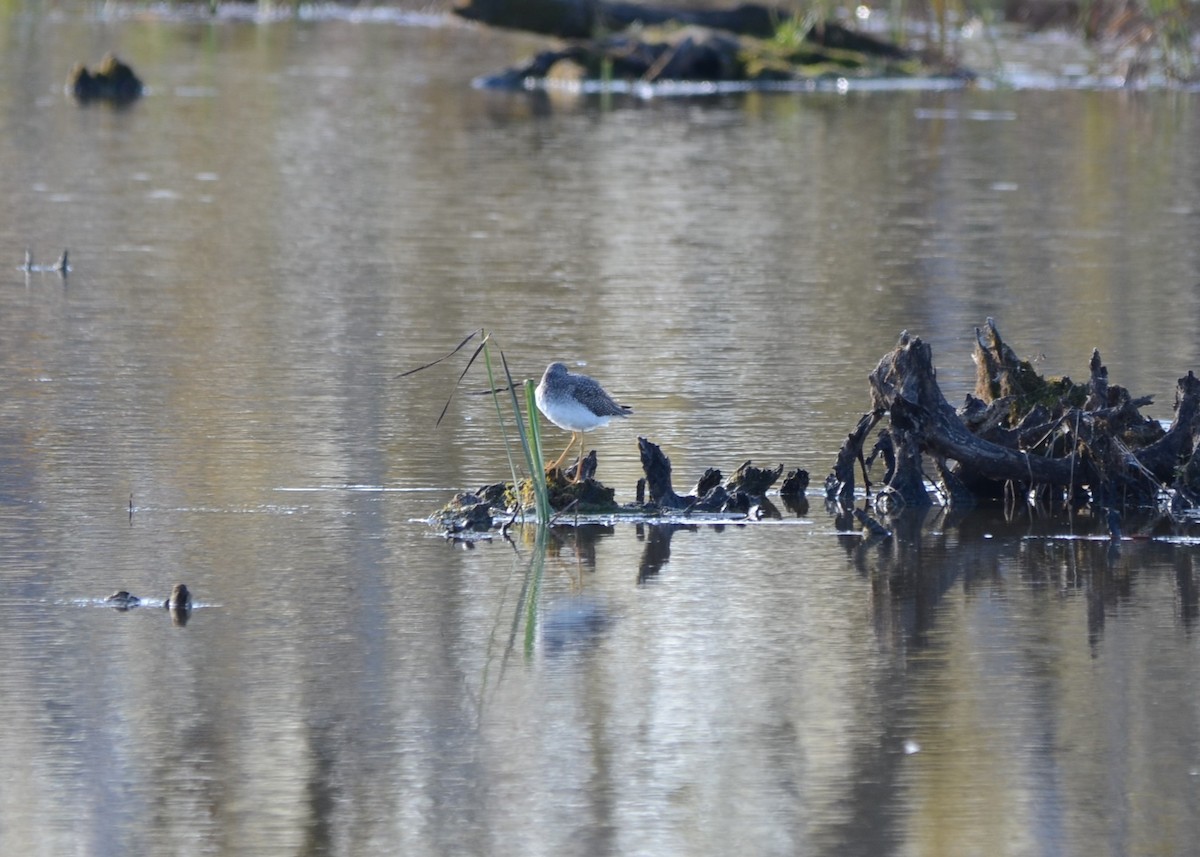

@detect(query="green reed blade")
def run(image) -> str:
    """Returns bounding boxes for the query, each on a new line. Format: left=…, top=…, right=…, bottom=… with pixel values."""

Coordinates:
left=481, top=338, right=524, bottom=516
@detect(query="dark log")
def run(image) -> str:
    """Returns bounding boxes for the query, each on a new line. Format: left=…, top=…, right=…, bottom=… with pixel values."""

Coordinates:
left=1010, top=403, right=1056, bottom=447
left=454, top=0, right=954, bottom=88
left=725, top=461, right=783, bottom=496
left=930, top=454, right=976, bottom=508
left=454, top=0, right=596, bottom=38
left=599, top=0, right=779, bottom=37
left=691, top=483, right=764, bottom=515
left=825, top=411, right=882, bottom=507
left=750, top=497, right=782, bottom=519
left=637, top=438, right=799, bottom=515
left=958, top=393, right=1015, bottom=438
left=865, top=427, right=895, bottom=485
left=972, top=317, right=1086, bottom=414
left=437, top=493, right=496, bottom=534
left=878, top=396, right=934, bottom=509
left=1171, top=418, right=1200, bottom=508
left=779, top=468, right=810, bottom=498
left=691, top=484, right=732, bottom=512
left=1133, top=371, right=1200, bottom=481
left=456, top=0, right=784, bottom=40
left=637, top=437, right=689, bottom=510
left=869, top=331, right=1080, bottom=491
left=1084, top=348, right=1109, bottom=410
left=692, top=467, right=723, bottom=497
left=843, top=322, right=1200, bottom=515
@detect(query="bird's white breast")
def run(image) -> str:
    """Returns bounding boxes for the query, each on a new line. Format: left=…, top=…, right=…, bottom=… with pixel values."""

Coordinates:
left=536, top=388, right=614, bottom=432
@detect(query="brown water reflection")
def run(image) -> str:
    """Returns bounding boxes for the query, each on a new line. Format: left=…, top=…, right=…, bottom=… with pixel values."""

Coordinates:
left=2, top=5, right=1200, bottom=856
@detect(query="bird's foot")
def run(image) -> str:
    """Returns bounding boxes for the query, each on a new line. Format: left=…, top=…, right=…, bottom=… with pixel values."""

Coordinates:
left=564, top=450, right=598, bottom=483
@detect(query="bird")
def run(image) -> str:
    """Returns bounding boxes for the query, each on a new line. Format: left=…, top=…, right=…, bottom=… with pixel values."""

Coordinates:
left=105, top=590, right=141, bottom=610
left=535, top=362, right=631, bottom=482
left=165, top=583, right=192, bottom=611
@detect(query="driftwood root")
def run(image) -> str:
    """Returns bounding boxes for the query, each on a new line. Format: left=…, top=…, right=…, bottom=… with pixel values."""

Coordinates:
left=827, top=319, right=1200, bottom=520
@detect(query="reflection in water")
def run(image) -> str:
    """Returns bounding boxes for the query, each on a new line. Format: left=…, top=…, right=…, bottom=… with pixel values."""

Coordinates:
left=821, top=506, right=1200, bottom=856
left=1175, top=553, right=1200, bottom=628
left=508, top=525, right=621, bottom=660
left=539, top=595, right=611, bottom=656
left=845, top=505, right=1197, bottom=649
left=544, top=523, right=614, bottom=571
left=781, top=493, right=810, bottom=519
left=635, top=523, right=696, bottom=583
left=503, top=510, right=1200, bottom=856
left=168, top=604, right=191, bottom=628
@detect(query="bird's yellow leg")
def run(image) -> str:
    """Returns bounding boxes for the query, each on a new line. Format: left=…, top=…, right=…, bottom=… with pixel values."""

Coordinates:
left=547, top=432, right=579, bottom=473
left=569, top=432, right=587, bottom=483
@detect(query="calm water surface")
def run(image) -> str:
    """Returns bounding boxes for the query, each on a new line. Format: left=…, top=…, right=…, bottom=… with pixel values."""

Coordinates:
left=2, top=5, right=1200, bottom=856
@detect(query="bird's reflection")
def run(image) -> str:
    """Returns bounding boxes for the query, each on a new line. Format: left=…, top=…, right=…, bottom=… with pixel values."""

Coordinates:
left=539, top=595, right=611, bottom=657
left=545, top=523, right=613, bottom=572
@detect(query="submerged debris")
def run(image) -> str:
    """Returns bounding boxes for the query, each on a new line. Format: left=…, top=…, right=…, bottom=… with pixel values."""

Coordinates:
left=432, top=438, right=807, bottom=536
left=779, top=468, right=811, bottom=498
left=435, top=492, right=496, bottom=535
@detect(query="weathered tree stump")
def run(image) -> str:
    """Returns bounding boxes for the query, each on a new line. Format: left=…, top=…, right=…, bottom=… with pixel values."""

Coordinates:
left=637, top=437, right=795, bottom=514
left=779, top=468, right=810, bottom=498
left=825, top=411, right=882, bottom=507
left=726, top=460, right=784, bottom=496
left=457, top=0, right=784, bottom=40
left=828, top=319, right=1200, bottom=518
left=457, top=0, right=973, bottom=88
left=638, top=437, right=690, bottom=510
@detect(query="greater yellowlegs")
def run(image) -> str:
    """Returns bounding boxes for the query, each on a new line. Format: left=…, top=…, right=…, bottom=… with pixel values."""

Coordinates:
left=535, top=362, right=631, bottom=480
